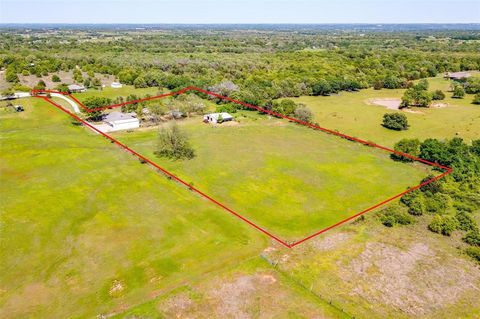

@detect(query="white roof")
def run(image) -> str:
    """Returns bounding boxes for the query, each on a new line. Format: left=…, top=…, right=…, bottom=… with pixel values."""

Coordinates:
left=204, top=112, right=233, bottom=120
left=103, top=111, right=138, bottom=123
left=68, top=84, right=85, bottom=90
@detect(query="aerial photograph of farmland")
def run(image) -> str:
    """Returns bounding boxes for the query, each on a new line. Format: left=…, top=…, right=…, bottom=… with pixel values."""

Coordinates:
left=1, top=0, right=479, bottom=318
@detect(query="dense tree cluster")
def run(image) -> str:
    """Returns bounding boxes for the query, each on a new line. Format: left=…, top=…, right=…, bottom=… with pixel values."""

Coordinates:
left=382, top=113, right=409, bottom=130
left=386, top=137, right=480, bottom=263
left=1, top=28, right=480, bottom=105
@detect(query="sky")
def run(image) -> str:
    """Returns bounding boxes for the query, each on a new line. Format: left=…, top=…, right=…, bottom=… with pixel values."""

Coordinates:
left=0, top=0, right=479, bottom=24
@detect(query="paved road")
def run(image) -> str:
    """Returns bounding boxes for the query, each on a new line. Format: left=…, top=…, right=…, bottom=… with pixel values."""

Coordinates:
left=50, top=93, right=81, bottom=113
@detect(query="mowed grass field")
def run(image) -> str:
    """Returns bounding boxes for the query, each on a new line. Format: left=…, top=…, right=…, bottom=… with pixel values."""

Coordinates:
left=0, top=98, right=273, bottom=318
left=292, top=76, right=480, bottom=147
left=115, top=116, right=429, bottom=242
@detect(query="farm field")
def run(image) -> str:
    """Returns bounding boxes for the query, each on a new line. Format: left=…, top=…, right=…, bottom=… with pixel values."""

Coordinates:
left=115, top=115, right=430, bottom=242
left=293, top=76, right=480, bottom=147
left=0, top=98, right=273, bottom=318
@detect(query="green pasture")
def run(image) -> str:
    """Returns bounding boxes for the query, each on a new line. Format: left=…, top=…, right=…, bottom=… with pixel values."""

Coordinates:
left=115, top=116, right=429, bottom=242
left=0, top=98, right=267, bottom=318
left=291, top=76, right=480, bottom=147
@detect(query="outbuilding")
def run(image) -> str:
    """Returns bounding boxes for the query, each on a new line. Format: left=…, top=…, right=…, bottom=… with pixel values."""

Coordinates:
left=111, top=82, right=123, bottom=88
left=103, top=111, right=139, bottom=131
left=68, top=84, right=86, bottom=93
left=446, top=71, right=471, bottom=81
left=203, top=112, right=233, bottom=124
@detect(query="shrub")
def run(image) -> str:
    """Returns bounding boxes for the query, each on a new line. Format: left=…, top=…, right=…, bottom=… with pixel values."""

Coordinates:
left=419, top=174, right=442, bottom=194
left=155, top=123, right=195, bottom=160
left=465, top=247, right=480, bottom=263
left=379, top=205, right=414, bottom=227
left=456, top=211, right=478, bottom=232
left=294, top=105, right=314, bottom=123
left=472, top=93, right=480, bottom=105
left=52, top=74, right=61, bottom=82
left=428, top=215, right=459, bottom=236
left=382, top=113, right=409, bottom=131
left=463, top=230, right=480, bottom=246
left=452, top=85, right=465, bottom=99
left=425, top=193, right=451, bottom=214
left=216, top=103, right=238, bottom=113
left=391, top=138, right=420, bottom=162
left=408, top=196, right=426, bottom=216
left=432, top=90, right=445, bottom=100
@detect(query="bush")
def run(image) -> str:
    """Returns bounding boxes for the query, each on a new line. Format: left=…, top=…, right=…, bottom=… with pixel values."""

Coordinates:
left=425, top=193, right=451, bottom=214
left=432, top=90, right=445, bottom=100
left=465, top=247, right=480, bottom=263
left=472, top=93, right=480, bottom=105
left=463, top=230, right=480, bottom=246
left=294, top=105, right=314, bottom=123
left=391, top=138, right=420, bottom=162
left=379, top=205, right=414, bottom=227
left=408, top=196, right=426, bottom=216
left=452, top=85, right=465, bottom=99
left=155, top=123, right=195, bottom=160
left=52, top=74, right=61, bottom=82
left=215, top=103, right=238, bottom=113
left=428, top=215, right=459, bottom=236
left=382, top=113, right=409, bottom=131
left=456, top=211, right=478, bottom=232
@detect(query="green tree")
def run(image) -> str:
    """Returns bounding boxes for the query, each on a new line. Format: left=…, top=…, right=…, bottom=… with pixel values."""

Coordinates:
left=391, top=138, right=420, bottom=162
left=272, top=99, right=297, bottom=116
left=472, top=93, right=480, bottom=105
left=81, top=96, right=111, bottom=121
left=379, top=205, right=414, bottom=227
left=155, top=123, right=195, bottom=160
left=428, top=215, right=459, bottom=236
left=382, top=113, right=409, bottom=131
left=294, top=105, right=313, bottom=123
left=452, top=85, right=465, bottom=99
left=432, top=90, right=445, bottom=100
left=51, top=74, right=61, bottom=82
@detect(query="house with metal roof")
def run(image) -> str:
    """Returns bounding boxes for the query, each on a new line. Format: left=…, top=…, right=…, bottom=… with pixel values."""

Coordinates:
left=68, top=84, right=86, bottom=93
left=203, top=112, right=233, bottom=124
left=103, top=111, right=139, bottom=131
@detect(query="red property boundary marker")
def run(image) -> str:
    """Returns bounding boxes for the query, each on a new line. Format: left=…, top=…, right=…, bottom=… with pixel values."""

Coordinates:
left=32, top=87, right=452, bottom=248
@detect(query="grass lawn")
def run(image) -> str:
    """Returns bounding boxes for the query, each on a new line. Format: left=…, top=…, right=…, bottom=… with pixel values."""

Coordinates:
left=115, top=115, right=430, bottom=242
left=0, top=98, right=269, bottom=318
left=291, top=76, right=480, bottom=148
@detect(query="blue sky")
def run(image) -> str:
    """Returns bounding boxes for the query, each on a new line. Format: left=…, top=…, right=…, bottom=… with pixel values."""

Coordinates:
left=0, top=0, right=479, bottom=24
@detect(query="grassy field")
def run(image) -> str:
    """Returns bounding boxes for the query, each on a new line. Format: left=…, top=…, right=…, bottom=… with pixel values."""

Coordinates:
left=0, top=98, right=271, bottom=318
left=1, top=76, right=479, bottom=318
left=72, top=85, right=161, bottom=102
left=291, top=76, right=480, bottom=147
left=115, top=115, right=429, bottom=241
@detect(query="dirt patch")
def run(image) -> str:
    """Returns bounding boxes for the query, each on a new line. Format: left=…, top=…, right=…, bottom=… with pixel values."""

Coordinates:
left=403, top=108, right=425, bottom=114
left=18, top=71, right=115, bottom=89
left=366, top=98, right=402, bottom=110
left=340, top=242, right=480, bottom=316
left=431, top=102, right=448, bottom=108
left=311, top=232, right=352, bottom=251
left=109, top=280, right=125, bottom=297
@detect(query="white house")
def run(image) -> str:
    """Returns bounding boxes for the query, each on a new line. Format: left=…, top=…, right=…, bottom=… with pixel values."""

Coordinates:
left=203, top=112, right=233, bottom=124
left=103, top=112, right=139, bottom=131
left=68, top=84, right=86, bottom=93
left=111, top=82, right=123, bottom=88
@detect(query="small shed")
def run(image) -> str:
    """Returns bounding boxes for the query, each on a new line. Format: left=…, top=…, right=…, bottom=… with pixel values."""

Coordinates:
left=68, top=84, right=86, bottom=93
left=203, top=112, right=233, bottom=124
left=111, top=82, right=123, bottom=88
left=168, top=110, right=184, bottom=119
left=446, top=72, right=471, bottom=81
left=103, top=111, right=139, bottom=131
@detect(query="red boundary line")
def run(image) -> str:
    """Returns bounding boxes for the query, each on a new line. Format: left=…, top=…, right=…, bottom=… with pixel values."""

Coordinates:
left=32, top=87, right=452, bottom=248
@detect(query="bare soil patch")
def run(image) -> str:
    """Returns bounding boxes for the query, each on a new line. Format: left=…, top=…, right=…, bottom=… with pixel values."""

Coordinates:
left=366, top=98, right=402, bottom=110
left=18, top=71, right=115, bottom=89
left=340, top=242, right=480, bottom=316
left=311, top=232, right=352, bottom=251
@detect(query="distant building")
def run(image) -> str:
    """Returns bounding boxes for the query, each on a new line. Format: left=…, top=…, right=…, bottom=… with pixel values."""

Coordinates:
left=68, top=84, right=86, bottom=93
left=446, top=71, right=471, bottom=81
left=203, top=112, right=233, bottom=124
left=103, top=111, right=139, bottom=131
left=111, top=82, right=123, bottom=88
